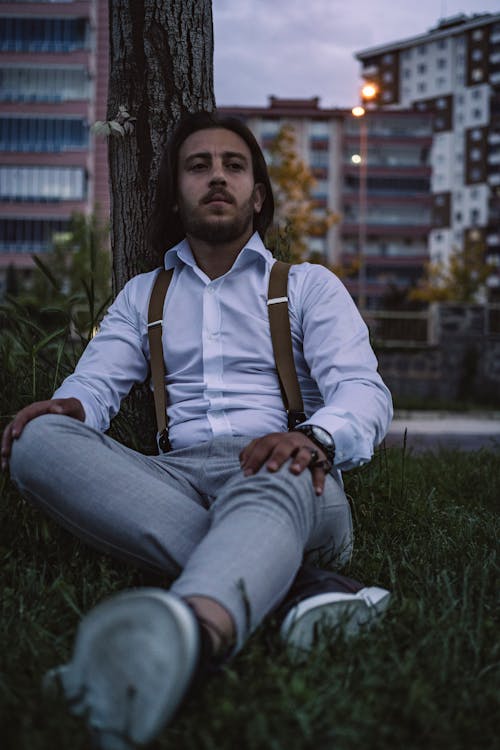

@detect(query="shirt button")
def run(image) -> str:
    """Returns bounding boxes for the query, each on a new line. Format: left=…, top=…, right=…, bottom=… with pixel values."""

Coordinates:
left=207, top=286, right=215, bottom=294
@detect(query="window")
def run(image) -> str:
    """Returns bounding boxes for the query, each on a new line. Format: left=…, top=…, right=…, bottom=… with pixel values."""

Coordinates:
left=0, top=66, right=90, bottom=102
left=455, top=211, right=463, bottom=222
left=417, top=63, right=427, bottom=74
left=471, top=128, right=482, bottom=141
left=437, top=58, right=447, bottom=69
left=382, top=53, right=394, bottom=64
left=417, top=45, right=427, bottom=55
left=309, top=151, right=329, bottom=168
left=471, top=69, right=484, bottom=81
left=437, top=39, right=447, bottom=50
left=470, top=147, right=482, bottom=161
left=471, top=88, right=482, bottom=100
left=471, top=187, right=479, bottom=199
left=383, top=71, right=393, bottom=83
left=470, top=208, right=480, bottom=224
left=0, top=117, right=88, bottom=151
left=0, top=17, right=88, bottom=53
left=472, top=108, right=482, bottom=119
left=403, top=68, right=412, bottom=79
left=472, top=49, right=483, bottom=61
left=417, top=82, right=427, bottom=93
left=0, top=217, right=70, bottom=253
left=436, top=77, right=446, bottom=88
left=309, top=121, right=330, bottom=137
left=0, top=166, right=86, bottom=201
left=472, top=29, right=483, bottom=41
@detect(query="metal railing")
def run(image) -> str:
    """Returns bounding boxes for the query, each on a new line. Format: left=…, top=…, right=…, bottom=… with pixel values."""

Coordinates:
left=363, top=310, right=432, bottom=347
left=363, top=303, right=500, bottom=347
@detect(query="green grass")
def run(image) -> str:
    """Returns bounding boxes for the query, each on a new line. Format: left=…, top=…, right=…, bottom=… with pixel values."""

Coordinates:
left=1, top=443, right=498, bottom=750
left=1, top=289, right=498, bottom=749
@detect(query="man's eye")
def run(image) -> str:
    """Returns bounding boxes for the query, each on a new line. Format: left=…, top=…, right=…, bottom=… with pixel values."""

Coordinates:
left=189, top=162, right=207, bottom=171
left=227, top=162, right=244, bottom=171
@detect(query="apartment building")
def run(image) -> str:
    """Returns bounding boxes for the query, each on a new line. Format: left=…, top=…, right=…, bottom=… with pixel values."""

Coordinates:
left=0, top=0, right=109, bottom=294
left=221, top=97, right=433, bottom=307
left=356, top=11, right=500, bottom=298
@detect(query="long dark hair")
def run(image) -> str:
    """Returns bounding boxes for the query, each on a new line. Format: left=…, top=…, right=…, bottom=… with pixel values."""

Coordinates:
left=147, top=111, right=275, bottom=264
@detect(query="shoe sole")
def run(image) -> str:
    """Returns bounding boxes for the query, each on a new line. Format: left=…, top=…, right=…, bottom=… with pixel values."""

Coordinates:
left=44, top=588, right=199, bottom=749
left=281, top=587, right=391, bottom=652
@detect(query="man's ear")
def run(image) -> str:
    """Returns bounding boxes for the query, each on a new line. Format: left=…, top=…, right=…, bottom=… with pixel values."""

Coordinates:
left=253, top=183, right=266, bottom=214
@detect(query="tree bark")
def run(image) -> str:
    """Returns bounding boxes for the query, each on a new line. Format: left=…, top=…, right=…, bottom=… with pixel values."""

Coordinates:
left=106, top=0, right=214, bottom=452
left=107, top=0, right=215, bottom=293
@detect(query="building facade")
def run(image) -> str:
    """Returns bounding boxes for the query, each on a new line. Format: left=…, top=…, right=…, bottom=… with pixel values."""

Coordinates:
left=221, top=97, right=433, bottom=307
left=356, top=11, right=500, bottom=298
left=0, top=0, right=109, bottom=294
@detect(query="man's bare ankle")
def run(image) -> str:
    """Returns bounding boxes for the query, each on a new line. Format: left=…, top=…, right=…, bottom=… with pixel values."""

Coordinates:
left=185, top=595, right=235, bottom=657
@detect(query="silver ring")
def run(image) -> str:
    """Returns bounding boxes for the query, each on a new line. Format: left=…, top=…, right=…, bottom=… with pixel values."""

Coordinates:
left=303, top=446, right=319, bottom=463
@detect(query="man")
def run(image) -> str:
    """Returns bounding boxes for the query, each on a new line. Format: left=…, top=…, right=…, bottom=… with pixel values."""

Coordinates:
left=2, top=112, right=392, bottom=749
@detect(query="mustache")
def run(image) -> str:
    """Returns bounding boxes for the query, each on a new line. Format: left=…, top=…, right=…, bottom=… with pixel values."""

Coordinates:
left=201, top=188, right=235, bottom=204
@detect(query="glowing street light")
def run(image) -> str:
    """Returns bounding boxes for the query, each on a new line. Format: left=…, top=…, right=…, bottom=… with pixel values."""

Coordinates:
left=361, top=83, right=378, bottom=102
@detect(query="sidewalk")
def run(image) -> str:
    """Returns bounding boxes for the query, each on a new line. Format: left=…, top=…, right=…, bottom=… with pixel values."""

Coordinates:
left=386, top=411, right=500, bottom=452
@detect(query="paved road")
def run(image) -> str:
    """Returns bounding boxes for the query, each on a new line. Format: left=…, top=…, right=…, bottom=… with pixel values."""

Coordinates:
left=386, top=411, right=500, bottom=453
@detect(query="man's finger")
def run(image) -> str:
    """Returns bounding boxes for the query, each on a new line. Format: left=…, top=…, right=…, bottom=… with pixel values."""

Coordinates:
left=311, top=465, right=327, bottom=496
left=241, top=440, right=275, bottom=475
left=289, top=445, right=318, bottom=474
left=240, top=434, right=284, bottom=475
left=239, top=438, right=257, bottom=465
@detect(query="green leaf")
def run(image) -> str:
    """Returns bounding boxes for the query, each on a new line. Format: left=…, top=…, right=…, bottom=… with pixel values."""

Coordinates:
left=32, top=327, right=67, bottom=354
left=32, top=254, right=60, bottom=292
left=109, top=121, right=125, bottom=136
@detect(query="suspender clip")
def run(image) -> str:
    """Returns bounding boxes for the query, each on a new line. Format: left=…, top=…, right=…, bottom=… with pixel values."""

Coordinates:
left=288, top=410, right=307, bottom=430
left=158, top=428, right=171, bottom=453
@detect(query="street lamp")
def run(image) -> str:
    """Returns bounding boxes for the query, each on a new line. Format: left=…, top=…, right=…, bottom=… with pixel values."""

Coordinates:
left=351, top=83, right=378, bottom=312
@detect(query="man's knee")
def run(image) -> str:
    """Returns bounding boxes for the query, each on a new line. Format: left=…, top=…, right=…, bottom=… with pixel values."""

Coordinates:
left=213, top=461, right=315, bottom=524
left=10, top=413, right=73, bottom=484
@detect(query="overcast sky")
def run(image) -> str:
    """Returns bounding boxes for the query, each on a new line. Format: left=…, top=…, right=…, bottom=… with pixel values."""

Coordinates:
left=213, top=1, right=500, bottom=109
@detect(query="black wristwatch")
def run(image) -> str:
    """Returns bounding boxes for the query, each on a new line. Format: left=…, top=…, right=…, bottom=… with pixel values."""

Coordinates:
left=294, top=424, right=336, bottom=465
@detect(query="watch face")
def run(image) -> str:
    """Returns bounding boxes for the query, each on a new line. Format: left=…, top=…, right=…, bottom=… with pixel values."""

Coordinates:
left=311, top=425, right=334, bottom=448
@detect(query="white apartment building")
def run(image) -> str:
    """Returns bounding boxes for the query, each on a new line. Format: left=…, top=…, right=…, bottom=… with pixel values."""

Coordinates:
left=356, top=12, right=500, bottom=296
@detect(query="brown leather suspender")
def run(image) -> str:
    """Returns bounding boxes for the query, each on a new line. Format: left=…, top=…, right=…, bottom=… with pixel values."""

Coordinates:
left=147, top=268, right=174, bottom=451
left=147, top=261, right=305, bottom=453
left=267, top=261, right=306, bottom=429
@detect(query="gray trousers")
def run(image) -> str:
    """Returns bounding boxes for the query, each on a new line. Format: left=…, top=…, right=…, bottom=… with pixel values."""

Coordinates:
left=10, top=414, right=353, bottom=649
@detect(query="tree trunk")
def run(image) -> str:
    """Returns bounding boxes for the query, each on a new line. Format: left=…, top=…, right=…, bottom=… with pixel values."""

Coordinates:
left=107, top=0, right=215, bottom=294
left=106, top=0, right=214, bottom=452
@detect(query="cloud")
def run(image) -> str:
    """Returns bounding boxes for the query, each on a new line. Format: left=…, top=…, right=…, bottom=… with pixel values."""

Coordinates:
left=213, top=0, right=500, bottom=107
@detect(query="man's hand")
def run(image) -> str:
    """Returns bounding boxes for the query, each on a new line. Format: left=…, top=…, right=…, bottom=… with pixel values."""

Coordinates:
left=1, top=398, right=85, bottom=471
left=239, top=431, right=331, bottom=496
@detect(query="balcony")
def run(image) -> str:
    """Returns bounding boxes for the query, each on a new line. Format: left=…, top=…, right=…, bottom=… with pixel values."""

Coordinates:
left=341, top=223, right=431, bottom=237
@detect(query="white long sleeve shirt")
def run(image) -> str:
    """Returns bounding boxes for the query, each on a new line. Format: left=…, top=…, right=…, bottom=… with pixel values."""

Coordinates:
left=53, top=233, right=392, bottom=472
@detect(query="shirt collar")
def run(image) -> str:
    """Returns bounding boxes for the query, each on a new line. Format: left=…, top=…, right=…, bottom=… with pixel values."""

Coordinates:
left=163, top=232, right=274, bottom=271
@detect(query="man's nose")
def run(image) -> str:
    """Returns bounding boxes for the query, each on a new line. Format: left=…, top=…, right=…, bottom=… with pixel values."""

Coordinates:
left=209, top=162, right=226, bottom=185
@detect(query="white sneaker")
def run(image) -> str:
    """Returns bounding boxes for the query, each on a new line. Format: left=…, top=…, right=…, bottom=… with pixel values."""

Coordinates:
left=43, top=588, right=200, bottom=749
left=281, top=586, right=391, bottom=652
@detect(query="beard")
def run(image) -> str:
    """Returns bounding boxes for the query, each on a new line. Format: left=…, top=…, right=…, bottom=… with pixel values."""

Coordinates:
left=178, top=196, right=256, bottom=245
